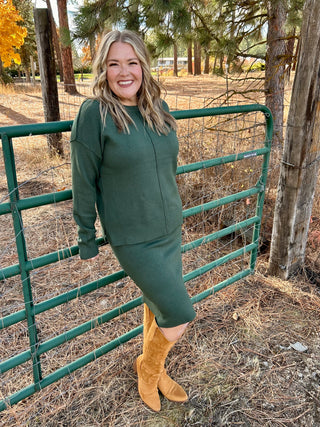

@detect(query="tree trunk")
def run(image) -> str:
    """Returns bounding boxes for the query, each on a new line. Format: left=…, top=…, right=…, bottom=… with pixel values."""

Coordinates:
left=34, top=7, right=63, bottom=156
left=25, top=68, right=31, bottom=83
left=89, top=35, right=96, bottom=62
left=268, top=0, right=320, bottom=279
left=292, top=36, right=300, bottom=72
left=284, top=29, right=296, bottom=83
left=194, top=40, right=201, bottom=75
left=212, top=56, right=217, bottom=73
left=204, top=53, right=210, bottom=74
left=219, top=56, right=224, bottom=74
left=187, top=41, right=193, bottom=74
left=173, top=43, right=178, bottom=77
left=265, top=0, right=287, bottom=147
left=57, top=0, right=77, bottom=94
left=30, top=56, right=36, bottom=85
left=0, top=59, right=5, bottom=83
left=46, top=0, right=64, bottom=82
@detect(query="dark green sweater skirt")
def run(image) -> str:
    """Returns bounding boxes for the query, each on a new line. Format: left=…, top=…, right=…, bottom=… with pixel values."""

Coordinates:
left=71, top=99, right=196, bottom=327
left=111, top=226, right=195, bottom=327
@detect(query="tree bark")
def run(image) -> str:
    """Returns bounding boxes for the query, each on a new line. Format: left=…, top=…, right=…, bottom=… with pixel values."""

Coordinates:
left=46, top=0, right=64, bottom=82
left=89, top=34, right=96, bottom=62
left=204, top=53, right=210, bottom=74
left=284, top=29, right=296, bottom=82
left=268, top=0, right=320, bottom=279
left=0, top=59, right=5, bottom=83
left=194, top=40, right=201, bottom=75
left=187, top=41, right=193, bottom=74
left=265, top=0, right=287, bottom=147
left=25, top=68, right=31, bottom=83
left=292, top=36, right=300, bottom=72
left=57, top=0, right=78, bottom=94
left=33, top=7, right=63, bottom=156
left=173, top=43, right=178, bottom=77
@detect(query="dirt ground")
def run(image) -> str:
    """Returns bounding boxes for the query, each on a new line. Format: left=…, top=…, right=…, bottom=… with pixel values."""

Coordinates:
left=1, top=75, right=320, bottom=426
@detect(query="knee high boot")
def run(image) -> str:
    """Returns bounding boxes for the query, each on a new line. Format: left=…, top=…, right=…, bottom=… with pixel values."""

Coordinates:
left=142, top=304, right=188, bottom=403
left=135, top=318, right=176, bottom=411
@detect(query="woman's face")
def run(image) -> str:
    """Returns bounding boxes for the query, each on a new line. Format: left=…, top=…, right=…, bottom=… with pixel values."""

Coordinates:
left=106, top=42, right=143, bottom=106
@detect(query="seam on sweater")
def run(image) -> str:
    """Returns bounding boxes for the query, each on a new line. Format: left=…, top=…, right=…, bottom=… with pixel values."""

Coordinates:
left=145, top=127, right=168, bottom=233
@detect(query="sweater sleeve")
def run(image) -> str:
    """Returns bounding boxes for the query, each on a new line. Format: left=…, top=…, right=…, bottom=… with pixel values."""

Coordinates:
left=161, top=99, right=170, bottom=112
left=70, top=100, right=102, bottom=259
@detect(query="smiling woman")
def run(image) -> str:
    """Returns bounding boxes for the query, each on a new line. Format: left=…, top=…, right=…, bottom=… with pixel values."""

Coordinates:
left=106, top=42, right=143, bottom=106
left=90, top=30, right=176, bottom=135
left=70, top=30, right=196, bottom=412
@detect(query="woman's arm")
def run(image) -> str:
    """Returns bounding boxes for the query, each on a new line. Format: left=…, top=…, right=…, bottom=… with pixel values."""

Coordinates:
left=70, top=99, right=103, bottom=260
left=71, top=138, right=101, bottom=259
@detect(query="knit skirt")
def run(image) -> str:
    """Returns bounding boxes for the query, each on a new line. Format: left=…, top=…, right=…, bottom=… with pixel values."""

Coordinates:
left=111, top=226, right=196, bottom=328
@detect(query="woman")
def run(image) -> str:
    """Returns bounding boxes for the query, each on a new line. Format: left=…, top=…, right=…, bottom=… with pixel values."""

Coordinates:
left=70, top=29, right=196, bottom=412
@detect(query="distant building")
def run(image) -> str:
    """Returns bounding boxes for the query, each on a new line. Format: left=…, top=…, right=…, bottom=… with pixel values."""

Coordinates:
left=157, top=57, right=189, bottom=68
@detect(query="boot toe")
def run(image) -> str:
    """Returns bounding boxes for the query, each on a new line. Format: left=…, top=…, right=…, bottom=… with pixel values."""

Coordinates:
left=158, top=370, right=188, bottom=402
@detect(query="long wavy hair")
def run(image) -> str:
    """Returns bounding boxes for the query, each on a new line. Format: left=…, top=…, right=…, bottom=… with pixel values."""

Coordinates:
left=92, top=30, right=177, bottom=135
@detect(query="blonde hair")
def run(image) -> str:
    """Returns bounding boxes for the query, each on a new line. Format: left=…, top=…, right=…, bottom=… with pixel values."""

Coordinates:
left=92, top=30, right=177, bottom=134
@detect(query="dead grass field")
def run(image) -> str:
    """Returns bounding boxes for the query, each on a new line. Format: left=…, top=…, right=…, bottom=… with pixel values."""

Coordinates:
left=1, top=75, right=320, bottom=426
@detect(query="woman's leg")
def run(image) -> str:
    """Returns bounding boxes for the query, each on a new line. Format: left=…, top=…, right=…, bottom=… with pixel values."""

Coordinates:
left=160, top=322, right=189, bottom=342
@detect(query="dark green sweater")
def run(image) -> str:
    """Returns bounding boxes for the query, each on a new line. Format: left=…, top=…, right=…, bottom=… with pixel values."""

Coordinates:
left=70, top=99, right=183, bottom=259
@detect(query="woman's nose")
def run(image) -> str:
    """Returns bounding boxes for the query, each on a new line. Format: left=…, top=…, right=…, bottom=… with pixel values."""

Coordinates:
left=119, top=64, right=129, bottom=75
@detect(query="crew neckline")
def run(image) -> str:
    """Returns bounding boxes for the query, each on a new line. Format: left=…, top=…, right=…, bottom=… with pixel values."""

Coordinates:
left=123, top=105, right=139, bottom=111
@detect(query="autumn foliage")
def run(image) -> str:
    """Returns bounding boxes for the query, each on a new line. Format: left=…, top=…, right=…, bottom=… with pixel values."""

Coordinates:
left=81, top=44, right=92, bottom=65
left=0, top=0, right=27, bottom=67
left=81, top=35, right=102, bottom=66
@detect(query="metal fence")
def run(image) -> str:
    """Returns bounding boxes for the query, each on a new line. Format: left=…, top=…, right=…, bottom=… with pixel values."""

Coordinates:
left=0, top=104, right=273, bottom=411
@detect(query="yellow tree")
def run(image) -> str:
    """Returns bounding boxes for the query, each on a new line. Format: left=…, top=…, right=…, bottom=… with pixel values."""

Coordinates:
left=0, top=0, right=27, bottom=67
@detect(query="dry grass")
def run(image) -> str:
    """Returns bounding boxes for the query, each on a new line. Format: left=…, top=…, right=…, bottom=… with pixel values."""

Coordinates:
left=1, top=74, right=320, bottom=426
left=2, top=268, right=320, bottom=426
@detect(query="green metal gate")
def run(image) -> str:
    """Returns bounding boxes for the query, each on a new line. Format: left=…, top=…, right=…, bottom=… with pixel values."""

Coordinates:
left=0, top=104, right=273, bottom=411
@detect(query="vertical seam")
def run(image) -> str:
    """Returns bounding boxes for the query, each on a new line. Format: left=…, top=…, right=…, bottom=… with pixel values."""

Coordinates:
left=145, top=127, right=168, bottom=232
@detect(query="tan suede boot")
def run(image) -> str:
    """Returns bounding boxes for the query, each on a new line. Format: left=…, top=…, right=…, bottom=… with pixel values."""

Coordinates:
left=139, top=304, right=188, bottom=404
left=135, top=318, right=176, bottom=411
left=142, top=303, right=154, bottom=351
